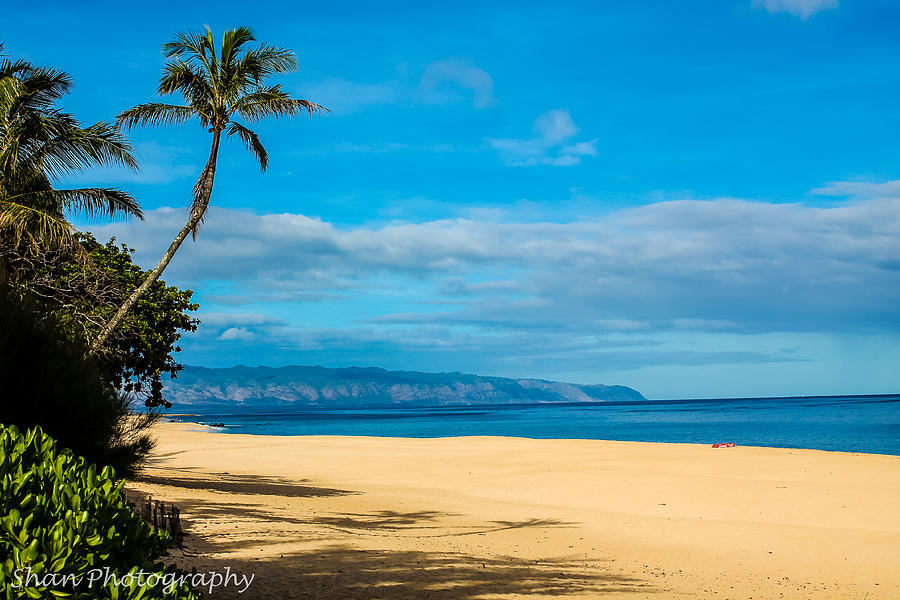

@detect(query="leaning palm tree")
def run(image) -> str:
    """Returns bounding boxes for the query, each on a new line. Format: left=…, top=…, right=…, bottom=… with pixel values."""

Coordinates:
left=91, top=26, right=325, bottom=351
left=0, top=53, right=141, bottom=253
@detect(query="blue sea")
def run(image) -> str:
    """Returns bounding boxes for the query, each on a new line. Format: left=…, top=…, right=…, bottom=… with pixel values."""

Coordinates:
left=172, top=395, right=900, bottom=456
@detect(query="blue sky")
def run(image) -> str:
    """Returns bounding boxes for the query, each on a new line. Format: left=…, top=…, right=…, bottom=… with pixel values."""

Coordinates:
left=5, top=0, right=900, bottom=398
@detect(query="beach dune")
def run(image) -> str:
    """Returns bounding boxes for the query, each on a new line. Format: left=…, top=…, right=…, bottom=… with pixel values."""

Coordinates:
left=126, top=422, right=900, bottom=599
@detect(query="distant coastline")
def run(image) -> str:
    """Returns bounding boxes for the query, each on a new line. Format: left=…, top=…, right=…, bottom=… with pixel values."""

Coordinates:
left=164, top=364, right=646, bottom=409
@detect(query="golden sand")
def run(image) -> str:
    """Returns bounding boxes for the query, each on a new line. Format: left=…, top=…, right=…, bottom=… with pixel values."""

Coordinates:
left=125, top=422, right=900, bottom=599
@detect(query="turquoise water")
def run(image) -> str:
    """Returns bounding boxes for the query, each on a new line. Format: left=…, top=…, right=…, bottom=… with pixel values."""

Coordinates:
left=173, top=395, right=900, bottom=456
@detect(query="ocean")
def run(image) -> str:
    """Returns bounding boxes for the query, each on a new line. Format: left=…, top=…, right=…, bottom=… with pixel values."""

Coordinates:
left=172, top=394, right=900, bottom=456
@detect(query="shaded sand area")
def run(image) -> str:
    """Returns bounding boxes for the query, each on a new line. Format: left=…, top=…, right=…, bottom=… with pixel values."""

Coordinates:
left=126, top=422, right=900, bottom=599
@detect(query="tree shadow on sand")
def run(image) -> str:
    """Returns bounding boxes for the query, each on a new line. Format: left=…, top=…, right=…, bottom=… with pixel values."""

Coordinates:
left=170, top=498, right=577, bottom=541
left=171, top=544, right=657, bottom=600
left=314, top=513, right=580, bottom=538
left=159, top=499, right=659, bottom=599
left=135, top=468, right=356, bottom=498
left=133, top=470, right=662, bottom=598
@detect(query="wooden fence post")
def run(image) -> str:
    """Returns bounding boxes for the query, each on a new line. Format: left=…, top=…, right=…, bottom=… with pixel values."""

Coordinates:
left=130, top=494, right=184, bottom=546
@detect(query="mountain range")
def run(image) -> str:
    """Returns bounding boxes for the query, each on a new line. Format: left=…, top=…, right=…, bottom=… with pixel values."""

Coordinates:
left=164, top=365, right=646, bottom=409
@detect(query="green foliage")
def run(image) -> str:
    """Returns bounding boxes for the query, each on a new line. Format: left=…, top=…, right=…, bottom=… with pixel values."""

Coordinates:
left=0, top=48, right=140, bottom=251
left=3, top=232, right=199, bottom=408
left=76, top=234, right=199, bottom=407
left=0, top=285, right=153, bottom=476
left=0, top=425, right=202, bottom=599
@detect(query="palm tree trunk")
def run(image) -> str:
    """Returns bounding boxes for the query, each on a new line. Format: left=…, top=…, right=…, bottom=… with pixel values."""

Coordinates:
left=90, top=130, right=222, bottom=354
left=0, top=248, right=8, bottom=285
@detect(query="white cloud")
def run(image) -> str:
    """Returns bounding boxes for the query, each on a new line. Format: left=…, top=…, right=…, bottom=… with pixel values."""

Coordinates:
left=810, top=179, right=900, bottom=198
left=487, top=109, right=598, bottom=167
left=752, top=0, right=838, bottom=19
left=419, top=59, right=495, bottom=109
left=534, top=110, right=578, bottom=143
left=218, top=327, right=256, bottom=341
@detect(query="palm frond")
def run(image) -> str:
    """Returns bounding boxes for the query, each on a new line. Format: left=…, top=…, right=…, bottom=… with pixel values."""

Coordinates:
left=4, top=186, right=141, bottom=222
left=17, top=66, right=72, bottom=108
left=231, top=87, right=328, bottom=121
left=158, top=61, right=213, bottom=104
left=0, top=56, right=138, bottom=253
left=3, top=110, right=136, bottom=179
left=0, top=58, right=30, bottom=105
left=235, top=45, right=298, bottom=82
left=0, top=57, right=33, bottom=79
left=295, top=98, right=327, bottom=117
left=162, top=28, right=227, bottom=104
left=0, top=76, right=19, bottom=108
left=32, top=119, right=137, bottom=179
left=117, top=103, right=196, bottom=129
left=0, top=197, right=75, bottom=250
left=54, top=188, right=143, bottom=220
left=0, top=64, right=72, bottom=119
left=227, top=122, right=267, bottom=171
left=162, top=29, right=208, bottom=61
left=67, top=121, right=137, bottom=168
left=220, top=26, right=256, bottom=68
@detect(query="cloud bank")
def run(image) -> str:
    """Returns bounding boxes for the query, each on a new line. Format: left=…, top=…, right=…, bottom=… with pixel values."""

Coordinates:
left=89, top=196, right=900, bottom=338
left=84, top=194, right=900, bottom=394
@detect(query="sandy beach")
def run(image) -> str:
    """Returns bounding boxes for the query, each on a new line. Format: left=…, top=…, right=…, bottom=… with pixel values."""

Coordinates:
left=126, top=422, right=900, bottom=599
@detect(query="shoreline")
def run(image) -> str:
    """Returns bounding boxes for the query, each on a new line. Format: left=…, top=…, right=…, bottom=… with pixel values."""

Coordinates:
left=169, top=419, right=900, bottom=458
left=128, top=422, right=900, bottom=599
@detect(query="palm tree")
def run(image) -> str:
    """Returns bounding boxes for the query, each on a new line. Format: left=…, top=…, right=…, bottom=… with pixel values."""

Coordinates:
left=91, top=26, right=325, bottom=351
left=0, top=51, right=141, bottom=253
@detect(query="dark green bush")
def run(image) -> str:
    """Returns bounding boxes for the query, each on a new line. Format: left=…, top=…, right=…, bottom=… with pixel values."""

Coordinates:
left=1, top=233, right=199, bottom=409
left=0, top=285, right=153, bottom=477
left=0, top=425, right=201, bottom=599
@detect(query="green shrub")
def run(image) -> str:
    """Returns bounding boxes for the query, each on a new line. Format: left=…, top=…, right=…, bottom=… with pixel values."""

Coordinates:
left=1, top=232, right=199, bottom=409
left=0, top=285, right=154, bottom=477
left=0, top=425, right=202, bottom=599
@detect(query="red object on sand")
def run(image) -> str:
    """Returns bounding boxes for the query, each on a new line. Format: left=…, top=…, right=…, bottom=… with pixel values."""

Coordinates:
left=712, top=443, right=736, bottom=448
